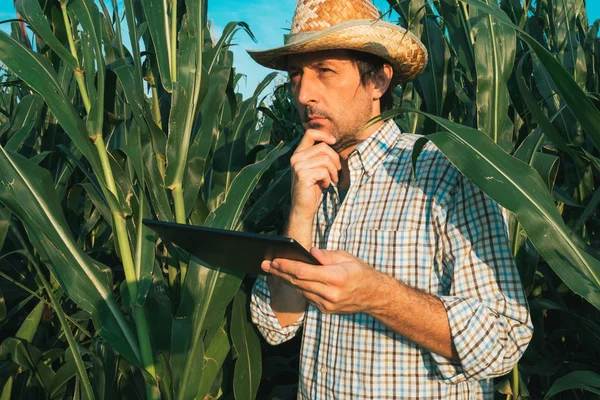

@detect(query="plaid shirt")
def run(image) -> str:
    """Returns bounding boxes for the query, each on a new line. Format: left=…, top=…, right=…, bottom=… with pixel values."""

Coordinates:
left=251, top=120, right=532, bottom=399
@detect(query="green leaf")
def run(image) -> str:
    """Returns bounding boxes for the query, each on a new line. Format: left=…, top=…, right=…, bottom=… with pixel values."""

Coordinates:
left=15, top=0, right=78, bottom=70
left=0, top=337, right=55, bottom=390
left=0, top=146, right=141, bottom=365
left=144, top=263, right=172, bottom=359
left=209, top=140, right=293, bottom=231
left=5, top=94, right=43, bottom=152
left=182, top=65, right=231, bottom=214
left=459, top=0, right=600, bottom=151
left=165, top=17, right=203, bottom=197
left=140, top=0, right=173, bottom=92
left=0, top=287, right=6, bottom=321
left=544, top=371, right=600, bottom=399
left=0, top=32, right=102, bottom=172
left=171, top=141, right=290, bottom=399
left=231, top=289, right=261, bottom=400
left=93, top=340, right=118, bottom=400
left=0, top=207, right=10, bottom=253
left=15, top=300, right=44, bottom=342
left=547, top=0, right=587, bottom=88
left=196, top=322, right=230, bottom=400
left=531, top=152, right=560, bottom=191
left=438, top=0, right=475, bottom=81
left=112, top=60, right=167, bottom=159
left=170, top=258, right=210, bottom=400
left=515, top=55, right=580, bottom=161
left=414, top=17, right=452, bottom=122
left=210, top=72, right=279, bottom=210
left=385, top=108, right=600, bottom=310
left=69, top=0, right=106, bottom=139
left=204, top=21, right=256, bottom=74
left=0, top=376, right=13, bottom=400
left=471, top=0, right=516, bottom=150
left=49, top=360, right=79, bottom=399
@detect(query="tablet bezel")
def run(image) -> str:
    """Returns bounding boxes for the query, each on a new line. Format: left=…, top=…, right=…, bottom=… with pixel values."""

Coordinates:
left=142, top=219, right=320, bottom=275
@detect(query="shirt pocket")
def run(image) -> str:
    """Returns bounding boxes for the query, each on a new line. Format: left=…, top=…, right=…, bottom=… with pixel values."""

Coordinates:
left=346, top=228, right=437, bottom=290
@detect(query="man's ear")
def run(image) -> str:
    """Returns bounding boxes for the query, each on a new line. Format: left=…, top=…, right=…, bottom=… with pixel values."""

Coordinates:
left=372, top=64, right=393, bottom=100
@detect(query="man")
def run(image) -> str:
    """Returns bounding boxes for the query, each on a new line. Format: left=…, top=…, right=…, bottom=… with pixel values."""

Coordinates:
left=247, top=0, right=533, bottom=398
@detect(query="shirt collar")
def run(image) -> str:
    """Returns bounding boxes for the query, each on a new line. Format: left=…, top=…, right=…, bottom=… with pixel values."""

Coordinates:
left=348, top=119, right=401, bottom=177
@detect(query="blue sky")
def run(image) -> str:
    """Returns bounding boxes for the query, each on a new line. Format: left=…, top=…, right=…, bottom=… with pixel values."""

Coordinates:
left=1, top=0, right=599, bottom=97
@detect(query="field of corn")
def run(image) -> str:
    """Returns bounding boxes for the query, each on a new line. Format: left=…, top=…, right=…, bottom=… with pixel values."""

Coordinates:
left=0, top=0, right=598, bottom=399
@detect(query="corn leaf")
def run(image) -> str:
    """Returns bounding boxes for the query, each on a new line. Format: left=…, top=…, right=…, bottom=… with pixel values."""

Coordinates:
left=390, top=109, right=600, bottom=310
left=471, top=0, right=516, bottom=150
left=140, top=0, right=173, bottom=92
left=459, top=0, right=600, bottom=151
left=0, top=32, right=102, bottom=172
left=0, top=146, right=141, bottom=365
left=165, top=17, right=202, bottom=199
left=231, top=289, right=261, bottom=400
left=544, top=371, right=600, bottom=399
left=5, top=94, right=43, bottom=152
left=171, top=140, right=291, bottom=399
left=15, top=0, right=77, bottom=70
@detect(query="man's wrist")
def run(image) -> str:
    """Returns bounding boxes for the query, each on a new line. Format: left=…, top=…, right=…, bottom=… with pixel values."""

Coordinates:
left=361, top=269, right=399, bottom=316
left=287, top=209, right=316, bottom=226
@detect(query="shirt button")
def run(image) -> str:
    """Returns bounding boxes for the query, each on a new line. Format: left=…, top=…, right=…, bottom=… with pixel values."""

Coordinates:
left=320, top=366, right=327, bottom=373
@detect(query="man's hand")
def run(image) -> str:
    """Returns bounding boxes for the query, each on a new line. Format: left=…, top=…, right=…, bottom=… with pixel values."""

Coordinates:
left=262, top=248, right=379, bottom=315
left=263, top=249, right=460, bottom=360
left=289, top=129, right=341, bottom=221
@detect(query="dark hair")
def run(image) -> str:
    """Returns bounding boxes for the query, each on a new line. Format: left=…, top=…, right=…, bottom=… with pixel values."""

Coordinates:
left=347, top=50, right=394, bottom=112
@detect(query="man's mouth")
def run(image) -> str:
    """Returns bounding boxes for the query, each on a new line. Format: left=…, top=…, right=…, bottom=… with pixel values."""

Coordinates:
left=307, top=115, right=327, bottom=122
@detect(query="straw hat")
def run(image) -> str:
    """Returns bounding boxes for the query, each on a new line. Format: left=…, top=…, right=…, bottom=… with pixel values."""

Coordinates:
left=247, top=0, right=428, bottom=86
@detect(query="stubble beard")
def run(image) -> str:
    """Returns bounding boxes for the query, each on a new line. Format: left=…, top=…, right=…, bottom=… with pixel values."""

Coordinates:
left=302, top=106, right=369, bottom=154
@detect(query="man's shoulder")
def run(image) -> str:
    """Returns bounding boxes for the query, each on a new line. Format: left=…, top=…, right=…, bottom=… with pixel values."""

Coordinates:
left=391, top=128, right=455, bottom=175
left=385, top=126, right=461, bottom=199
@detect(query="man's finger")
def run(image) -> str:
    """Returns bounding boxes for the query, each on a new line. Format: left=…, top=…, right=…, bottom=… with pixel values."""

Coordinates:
left=291, top=142, right=341, bottom=170
left=296, top=129, right=336, bottom=152
left=311, top=248, right=353, bottom=265
left=270, top=258, right=335, bottom=285
left=294, top=157, right=339, bottom=184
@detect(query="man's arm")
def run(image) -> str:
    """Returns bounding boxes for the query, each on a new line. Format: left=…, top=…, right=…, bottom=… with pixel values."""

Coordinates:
left=264, top=213, right=311, bottom=327
left=262, top=248, right=459, bottom=359
left=262, top=128, right=341, bottom=327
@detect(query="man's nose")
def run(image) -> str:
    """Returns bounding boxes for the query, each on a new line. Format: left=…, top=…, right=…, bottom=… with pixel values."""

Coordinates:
left=295, top=73, right=319, bottom=106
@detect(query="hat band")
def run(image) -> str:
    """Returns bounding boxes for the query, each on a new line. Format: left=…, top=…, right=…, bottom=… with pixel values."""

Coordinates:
left=285, top=19, right=388, bottom=45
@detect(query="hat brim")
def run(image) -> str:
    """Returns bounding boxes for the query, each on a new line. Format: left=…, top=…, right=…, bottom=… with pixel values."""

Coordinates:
left=247, top=20, right=428, bottom=86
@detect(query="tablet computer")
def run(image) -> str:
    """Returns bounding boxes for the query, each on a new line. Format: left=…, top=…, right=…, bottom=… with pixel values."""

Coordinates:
left=142, top=219, right=320, bottom=275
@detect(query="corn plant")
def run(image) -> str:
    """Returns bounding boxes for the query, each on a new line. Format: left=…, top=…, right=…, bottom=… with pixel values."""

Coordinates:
left=0, top=0, right=296, bottom=398
left=379, top=0, right=600, bottom=398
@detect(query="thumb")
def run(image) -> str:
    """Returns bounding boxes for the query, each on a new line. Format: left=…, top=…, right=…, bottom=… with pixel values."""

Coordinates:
left=310, top=247, right=349, bottom=265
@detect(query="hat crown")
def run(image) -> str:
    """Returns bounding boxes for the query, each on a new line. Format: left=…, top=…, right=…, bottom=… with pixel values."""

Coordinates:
left=290, top=0, right=380, bottom=35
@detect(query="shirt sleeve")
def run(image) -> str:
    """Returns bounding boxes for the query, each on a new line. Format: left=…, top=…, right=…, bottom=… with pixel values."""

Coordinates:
left=250, top=274, right=305, bottom=345
left=430, top=171, right=533, bottom=383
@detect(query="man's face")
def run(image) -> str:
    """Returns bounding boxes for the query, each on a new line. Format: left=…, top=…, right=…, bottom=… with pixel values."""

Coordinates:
left=287, top=50, right=378, bottom=154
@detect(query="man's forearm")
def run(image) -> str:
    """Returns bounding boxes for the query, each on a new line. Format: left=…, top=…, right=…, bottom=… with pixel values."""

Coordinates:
left=268, top=212, right=312, bottom=327
left=365, top=270, right=459, bottom=361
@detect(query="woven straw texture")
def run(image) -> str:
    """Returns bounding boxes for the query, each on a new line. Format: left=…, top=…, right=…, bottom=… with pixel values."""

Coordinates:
left=291, top=0, right=379, bottom=34
left=248, top=0, right=428, bottom=85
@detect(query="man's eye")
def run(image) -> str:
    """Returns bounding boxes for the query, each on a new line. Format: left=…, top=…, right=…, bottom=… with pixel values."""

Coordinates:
left=319, top=68, right=333, bottom=74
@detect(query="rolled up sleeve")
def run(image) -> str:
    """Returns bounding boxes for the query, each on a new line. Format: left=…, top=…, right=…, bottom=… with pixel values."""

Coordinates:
left=430, top=172, right=533, bottom=383
left=250, top=275, right=305, bottom=345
